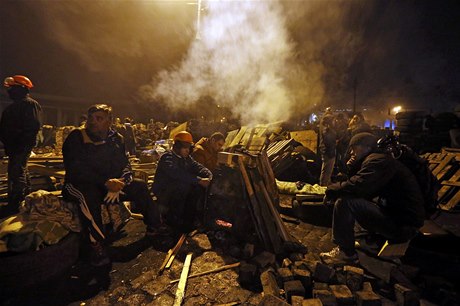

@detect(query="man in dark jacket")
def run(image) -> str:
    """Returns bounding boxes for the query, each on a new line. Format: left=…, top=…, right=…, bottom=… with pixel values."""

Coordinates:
left=320, top=132, right=425, bottom=264
left=152, top=131, right=212, bottom=233
left=0, top=75, right=42, bottom=218
left=62, top=104, right=160, bottom=266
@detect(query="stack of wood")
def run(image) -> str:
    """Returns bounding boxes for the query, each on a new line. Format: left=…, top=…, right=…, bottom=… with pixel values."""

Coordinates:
left=207, top=151, right=303, bottom=254
left=422, top=147, right=460, bottom=211
left=266, top=139, right=299, bottom=177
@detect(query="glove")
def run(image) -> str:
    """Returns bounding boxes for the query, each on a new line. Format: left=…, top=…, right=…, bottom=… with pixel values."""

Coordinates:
left=104, top=190, right=125, bottom=204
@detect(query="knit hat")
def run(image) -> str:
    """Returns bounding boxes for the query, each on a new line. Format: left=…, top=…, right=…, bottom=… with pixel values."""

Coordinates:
left=349, top=132, right=377, bottom=149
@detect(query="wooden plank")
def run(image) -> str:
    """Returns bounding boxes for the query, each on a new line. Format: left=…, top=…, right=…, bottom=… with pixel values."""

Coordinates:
left=170, top=262, right=240, bottom=284
left=438, top=168, right=460, bottom=200
left=27, top=163, right=65, bottom=179
left=444, top=190, right=460, bottom=210
left=173, top=252, right=193, bottom=306
left=158, top=234, right=186, bottom=275
left=432, top=154, right=454, bottom=176
left=238, top=156, right=271, bottom=250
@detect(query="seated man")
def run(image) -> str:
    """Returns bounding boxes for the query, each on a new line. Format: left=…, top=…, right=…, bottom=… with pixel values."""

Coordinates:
left=62, top=104, right=161, bottom=266
left=192, top=132, right=225, bottom=172
left=152, top=131, right=212, bottom=233
left=320, top=132, right=425, bottom=264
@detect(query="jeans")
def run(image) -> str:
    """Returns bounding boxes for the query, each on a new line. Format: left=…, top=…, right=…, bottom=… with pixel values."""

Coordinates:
left=5, top=150, right=32, bottom=215
left=320, top=155, right=335, bottom=186
left=332, top=197, right=418, bottom=254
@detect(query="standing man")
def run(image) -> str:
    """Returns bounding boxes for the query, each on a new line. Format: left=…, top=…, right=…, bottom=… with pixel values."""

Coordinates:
left=153, top=131, right=212, bottom=233
left=318, top=114, right=337, bottom=186
left=320, top=133, right=424, bottom=264
left=0, top=75, right=42, bottom=218
left=192, top=132, right=225, bottom=172
left=62, top=104, right=161, bottom=266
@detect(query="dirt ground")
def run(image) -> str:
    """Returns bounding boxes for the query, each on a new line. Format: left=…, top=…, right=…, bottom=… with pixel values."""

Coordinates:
left=1, top=194, right=459, bottom=306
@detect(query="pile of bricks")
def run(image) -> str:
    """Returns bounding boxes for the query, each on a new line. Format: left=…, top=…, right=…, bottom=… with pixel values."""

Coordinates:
left=237, top=249, right=420, bottom=306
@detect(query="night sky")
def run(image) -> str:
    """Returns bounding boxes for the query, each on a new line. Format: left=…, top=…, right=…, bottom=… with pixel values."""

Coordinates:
left=1, top=0, right=459, bottom=124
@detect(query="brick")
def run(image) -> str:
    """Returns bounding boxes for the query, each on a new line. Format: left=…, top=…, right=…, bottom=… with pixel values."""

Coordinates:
left=314, top=262, right=336, bottom=283
left=291, top=295, right=304, bottom=306
left=239, top=262, right=257, bottom=285
left=290, top=252, right=305, bottom=262
left=355, top=290, right=382, bottom=306
left=258, top=294, right=290, bottom=306
left=361, top=282, right=373, bottom=292
left=313, top=282, right=329, bottom=290
left=302, top=298, right=323, bottom=306
left=312, top=289, right=337, bottom=306
left=294, top=260, right=310, bottom=270
left=253, top=251, right=276, bottom=269
left=260, top=270, right=281, bottom=297
left=282, top=258, right=293, bottom=268
left=344, top=265, right=364, bottom=292
left=284, top=280, right=306, bottom=303
left=277, top=267, right=294, bottom=282
left=394, top=283, right=420, bottom=306
left=293, top=268, right=312, bottom=289
left=330, top=285, right=354, bottom=305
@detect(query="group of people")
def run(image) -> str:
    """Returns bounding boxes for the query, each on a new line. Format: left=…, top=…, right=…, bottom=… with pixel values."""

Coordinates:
left=318, top=109, right=372, bottom=186
left=0, top=75, right=226, bottom=266
left=0, top=76, right=434, bottom=269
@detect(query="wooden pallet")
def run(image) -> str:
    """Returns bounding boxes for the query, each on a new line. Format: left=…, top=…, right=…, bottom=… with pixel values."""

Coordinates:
left=423, top=150, right=460, bottom=210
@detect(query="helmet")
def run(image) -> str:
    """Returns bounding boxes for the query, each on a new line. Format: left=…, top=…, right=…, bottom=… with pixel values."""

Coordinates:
left=377, top=134, right=401, bottom=158
left=174, top=131, right=193, bottom=144
left=3, top=75, right=34, bottom=89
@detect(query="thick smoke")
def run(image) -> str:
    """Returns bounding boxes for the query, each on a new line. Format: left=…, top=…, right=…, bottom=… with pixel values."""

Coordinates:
left=140, top=0, right=319, bottom=125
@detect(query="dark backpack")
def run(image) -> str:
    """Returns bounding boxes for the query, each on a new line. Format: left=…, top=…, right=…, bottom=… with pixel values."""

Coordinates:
left=399, top=145, right=440, bottom=219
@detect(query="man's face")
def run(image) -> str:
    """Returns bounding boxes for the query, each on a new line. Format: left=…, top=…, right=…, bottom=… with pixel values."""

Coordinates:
left=211, top=138, right=225, bottom=152
left=86, top=110, right=111, bottom=137
left=350, top=144, right=370, bottom=161
left=177, top=142, right=192, bottom=158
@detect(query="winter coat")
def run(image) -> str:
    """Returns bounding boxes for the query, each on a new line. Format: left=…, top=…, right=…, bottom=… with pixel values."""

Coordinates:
left=0, top=95, right=42, bottom=155
left=192, top=137, right=219, bottom=172
left=326, top=152, right=425, bottom=228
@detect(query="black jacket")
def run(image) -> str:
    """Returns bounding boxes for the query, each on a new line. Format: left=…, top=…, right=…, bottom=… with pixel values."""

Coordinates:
left=0, top=95, right=42, bottom=155
left=327, top=152, right=425, bottom=227
left=62, top=128, right=132, bottom=186
left=152, top=150, right=212, bottom=195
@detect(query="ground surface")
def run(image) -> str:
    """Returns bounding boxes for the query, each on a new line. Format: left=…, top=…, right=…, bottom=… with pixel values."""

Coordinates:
left=1, top=194, right=459, bottom=305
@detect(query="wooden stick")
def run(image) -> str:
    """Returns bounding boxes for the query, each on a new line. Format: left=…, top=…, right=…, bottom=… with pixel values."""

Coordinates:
left=170, top=262, right=240, bottom=284
left=173, top=252, right=193, bottom=306
left=158, top=234, right=186, bottom=275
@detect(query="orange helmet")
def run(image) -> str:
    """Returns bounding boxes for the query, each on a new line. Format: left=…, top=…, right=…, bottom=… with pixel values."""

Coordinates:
left=3, top=75, right=34, bottom=89
left=174, top=131, right=193, bottom=144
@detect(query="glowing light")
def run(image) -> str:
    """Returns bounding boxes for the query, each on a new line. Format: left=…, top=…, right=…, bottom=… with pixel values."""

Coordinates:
left=392, top=105, right=402, bottom=114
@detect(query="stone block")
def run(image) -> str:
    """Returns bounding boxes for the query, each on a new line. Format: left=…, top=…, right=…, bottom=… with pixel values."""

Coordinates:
left=293, top=268, right=312, bottom=289
left=312, top=289, right=337, bottom=306
left=355, top=290, right=382, bottom=306
left=239, top=262, right=257, bottom=285
left=314, top=262, right=336, bottom=283
left=394, top=283, right=420, bottom=306
left=261, top=270, right=281, bottom=297
left=284, top=280, right=306, bottom=303
left=291, top=295, right=304, bottom=306
left=277, top=267, right=294, bottom=282
left=258, top=294, right=290, bottom=306
left=294, top=260, right=310, bottom=270
left=243, top=243, right=255, bottom=259
left=253, top=251, right=276, bottom=269
left=344, top=265, right=364, bottom=292
left=302, top=298, right=323, bottom=306
left=330, top=285, right=354, bottom=305
left=282, top=258, right=293, bottom=268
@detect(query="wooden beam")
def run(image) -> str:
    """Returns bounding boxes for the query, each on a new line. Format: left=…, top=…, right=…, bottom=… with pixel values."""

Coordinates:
left=170, top=262, right=240, bottom=284
left=158, top=234, right=186, bottom=275
left=173, top=252, right=193, bottom=306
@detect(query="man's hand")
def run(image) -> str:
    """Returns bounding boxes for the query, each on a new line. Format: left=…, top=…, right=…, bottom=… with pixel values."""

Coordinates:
left=104, top=190, right=126, bottom=204
left=105, top=178, right=125, bottom=192
left=198, top=178, right=211, bottom=188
